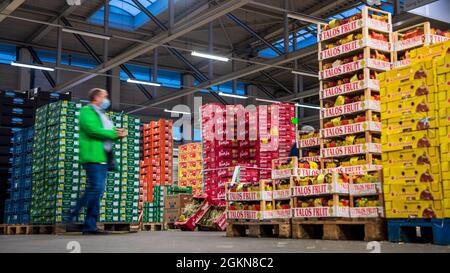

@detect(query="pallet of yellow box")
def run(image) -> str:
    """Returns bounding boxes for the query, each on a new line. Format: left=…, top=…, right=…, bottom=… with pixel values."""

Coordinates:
left=385, top=200, right=444, bottom=218
left=445, top=199, right=450, bottom=218
left=384, top=182, right=443, bottom=201
left=382, top=113, right=438, bottom=135
left=410, top=40, right=450, bottom=63
left=383, top=164, right=441, bottom=185
left=381, top=94, right=437, bottom=121
left=378, top=59, right=435, bottom=87
left=382, top=147, right=440, bottom=166
left=381, top=82, right=437, bottom=104
left=382, top=129, right=439, bottom=152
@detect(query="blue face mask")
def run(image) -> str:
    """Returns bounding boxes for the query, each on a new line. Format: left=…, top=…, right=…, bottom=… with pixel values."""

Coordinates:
left=100, top=98, right=111, bottom=110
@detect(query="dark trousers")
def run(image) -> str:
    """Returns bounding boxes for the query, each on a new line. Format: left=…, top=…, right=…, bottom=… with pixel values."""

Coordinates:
left=72, top=163, right=108, bottom=232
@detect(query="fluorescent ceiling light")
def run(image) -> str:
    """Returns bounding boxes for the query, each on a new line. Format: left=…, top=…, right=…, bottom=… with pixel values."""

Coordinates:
left=11, top=62, right=55, bottom=71
left=127, top=78, right=161, bottom=87
left=62, top=28, right=111, bottom=40
left=191, top=51, right=229, bottom=62
left=295, top=103, right=321, bottom=110
left=218, top=92, right=248, bottom=99
left=164, top=109, right=191, bottom=115
left=292, top=70, right=319, bottom=78
left=255, top=98, right=281, bottom=104
left=287, top=13, right=328, bottom=25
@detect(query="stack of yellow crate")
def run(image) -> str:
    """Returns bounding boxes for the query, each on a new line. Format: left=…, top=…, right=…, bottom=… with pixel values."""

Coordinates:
left=436, top=50, right=450, bottom=217
left=380, top=40, right=450, bottom=219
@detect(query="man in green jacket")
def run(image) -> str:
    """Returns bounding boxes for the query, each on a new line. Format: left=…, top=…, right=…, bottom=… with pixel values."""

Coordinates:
left=69, top=88, right=125, bottom=235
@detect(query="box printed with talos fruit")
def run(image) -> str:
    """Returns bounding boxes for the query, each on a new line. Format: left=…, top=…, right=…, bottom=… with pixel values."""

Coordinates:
left=383, top=163, right=441, bottom=185
left=385, top=200, right=444, bottom=219
left=383, top=182, right=443, bottom=201
left=382, top=129, right=439, bottom=152
left=381, top=94, right=437, bottom=121
left=382, top=112, right=438, bottom=135
left=379, top=60, right=435, bottom=87
left=382, top=147, right=440, bottom=166
left=381, top=80, right=437, bottom=103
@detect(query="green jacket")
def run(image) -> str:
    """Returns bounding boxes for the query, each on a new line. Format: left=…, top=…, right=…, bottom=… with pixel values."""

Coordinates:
left=79, top=105, right=118, bottom=164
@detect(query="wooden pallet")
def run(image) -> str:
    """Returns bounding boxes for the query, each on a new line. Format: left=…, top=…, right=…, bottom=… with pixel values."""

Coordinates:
left=164, top=223, right=177, bottom=230
left=0, top=224, right=55, bottom=235
left=291, top=218, right=386, bottom=241
left=226, top=219, right=291, bottom=238
left=141, top=222, right=163, bottom=231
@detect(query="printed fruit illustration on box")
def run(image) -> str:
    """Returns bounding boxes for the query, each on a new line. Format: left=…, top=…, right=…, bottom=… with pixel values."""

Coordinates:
left=297, top=197, right=350, bottom=207
left=322, top=53, right=364, bottom=70
left=275, top=179, right=291, bottom=190
left=399, top=27, right=424, bottom=41
left=298, top=160, right=319, bottom=169
left=355, top=197, right=382, bottom=207
left=354, top=173, right=380, bottom=184
left=275, top=201, right=290, bottom=210
left=273, top=157, right=297, bottom=170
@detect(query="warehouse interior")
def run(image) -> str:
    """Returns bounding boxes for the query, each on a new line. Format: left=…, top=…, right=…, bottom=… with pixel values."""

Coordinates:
left=1, top=0, right=450, bottom=253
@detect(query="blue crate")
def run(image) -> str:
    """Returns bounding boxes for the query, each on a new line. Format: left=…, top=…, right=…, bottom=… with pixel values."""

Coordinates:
left=12, top=144, right=23, bottom=155
left=388, top=219, right=450, bottom=246
left=26, top=128, right=34, bottom=140
left=25, top=153, right=32, bottom=165
left=26, top=142, right=33, bottom=152
left=21, top=214, right=30, bottom=224
left=21, top=178, right=32, bottom=188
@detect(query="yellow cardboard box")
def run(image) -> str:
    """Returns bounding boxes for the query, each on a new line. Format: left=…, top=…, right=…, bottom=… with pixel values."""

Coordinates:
left=383, top=183, right=443, bottom=201
left=382, top=129, right=439, bottom=152
left=437, top=72, right=450, bottom=87
left=445, top=199, right=450, bottom=218
left=381, top=147, right=440, bottom=166
left=382, top=113, right=438, bottom=135
left=435, top=54, right=450, bottom=75
left=438, top=126, right=450, bottom=144
left=410, top=40, right=450, bottom=63
left=381, top=80, right=437, bottom=103
left=385, top=200, right=443, bottom=218
left=381, top=60, right=435, bottom=87
left=381, top=95, right=437, bottom=120
left=384, top=163, right=441, bottom=184
left=438, top=108, right=450, bottom=127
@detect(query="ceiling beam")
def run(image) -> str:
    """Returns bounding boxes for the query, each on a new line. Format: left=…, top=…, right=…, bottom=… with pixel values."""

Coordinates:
left=0, top=0, right=25, bottom=23
left=49, top=0, right=250, bottom=93
left=26, top=0, right=86, bottom=43
left=127, top=45, right=317, bottom=113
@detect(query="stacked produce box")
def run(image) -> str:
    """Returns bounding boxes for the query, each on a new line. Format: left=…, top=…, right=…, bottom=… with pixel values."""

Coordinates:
left=99, top=113, right=141, bottom=223
left=0, top=90, right=35, bottom=223
left=177, top=143, right=203, bottom=196
left=393, top=22, right=449, bottom=68
left=140, top=119, right=173, bottom=203
left=31, top=101, right=83, bottom=224
left=381, top=40, right=450, bottom=219
left=317, top=6, right=391, bottom=218
left=164, top=192, right=192, bottom=225
left=201, top=103, right=296, bottom=204
left=143, top=185, right=165, bottom=223
left=4, top=127, right=34, bottom=224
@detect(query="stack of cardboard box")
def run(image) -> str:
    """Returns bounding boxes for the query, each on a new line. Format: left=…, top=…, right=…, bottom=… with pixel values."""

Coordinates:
left=164, top=193, right=193, bottom=225
left=178, top=143, right=202, bottom=196
left=381, top=40, right=450, bottom=218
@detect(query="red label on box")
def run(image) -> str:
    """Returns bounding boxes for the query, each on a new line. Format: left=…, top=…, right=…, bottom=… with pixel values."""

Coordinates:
left=299, top=137, right=321, bottom=148
left=320, top=20, right=361, bottom=41
left=322, top=100, right=380, bottom=118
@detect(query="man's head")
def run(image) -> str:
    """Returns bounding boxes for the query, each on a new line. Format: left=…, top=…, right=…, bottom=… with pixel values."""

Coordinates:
left=89, top=88, right=109, bottom=109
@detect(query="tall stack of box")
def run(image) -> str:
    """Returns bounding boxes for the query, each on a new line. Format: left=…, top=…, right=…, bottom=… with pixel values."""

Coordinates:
left=201, top=103, right=297, bottom=204
left=4, top=127, right=34, bottom=224
left=99, top=113, right=141, bottom=223
left=0, top=90, right=35, bottom=223
left=140, top=119, right=173, bottom=220
left=178, top=143, right=203, bottom=196
left=143, top=185, right=165, bottom=223
left=380, top=41, right=450, bottom=218
left=31, top=101, right=83, bottom=224
left=436, top=46, right=450, bottom=217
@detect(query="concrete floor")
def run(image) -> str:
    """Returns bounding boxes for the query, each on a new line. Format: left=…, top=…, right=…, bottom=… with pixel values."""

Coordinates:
left=1, top=230, right=449, bottom=253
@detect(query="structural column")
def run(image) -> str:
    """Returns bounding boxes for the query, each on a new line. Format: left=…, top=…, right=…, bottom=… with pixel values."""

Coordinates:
left=17, top=47, right=31, bottom=91
left=182, top=74, right=196, bottom=142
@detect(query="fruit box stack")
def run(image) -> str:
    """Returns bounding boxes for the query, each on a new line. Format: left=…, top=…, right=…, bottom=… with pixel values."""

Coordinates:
left=380, top=40, right=450, bottom=219
left=99, top=113, right=140, bottom=223
left=164, top=192, right=193, bottom=225
left=4, top=127, right=34, bottom=224
left=31, top=101, right=83, bottom=224
left=140, top=119, right=173, bottom=203
left=177, top=143, right=203, bottom=196
left=143, top=185, right=165, bottom=223
left=201, top=103, right=296, bottom=204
